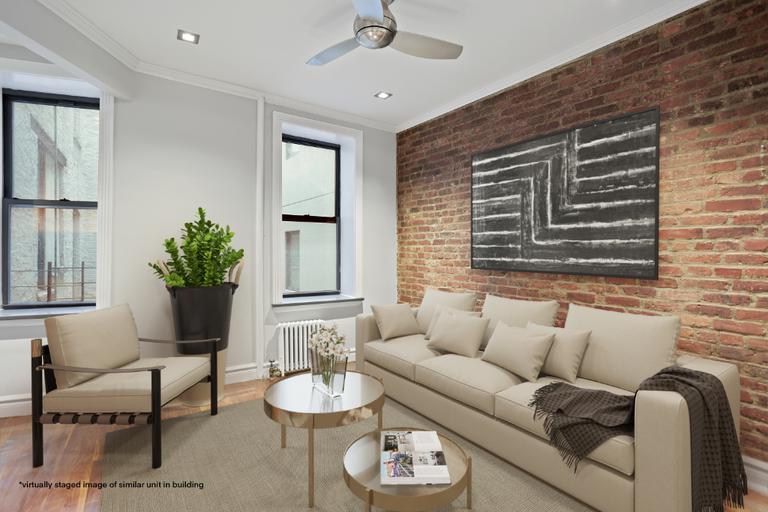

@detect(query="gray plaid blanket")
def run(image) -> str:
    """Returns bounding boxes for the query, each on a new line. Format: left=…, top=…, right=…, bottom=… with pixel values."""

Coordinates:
left=529, top=366, right=747, bottom=512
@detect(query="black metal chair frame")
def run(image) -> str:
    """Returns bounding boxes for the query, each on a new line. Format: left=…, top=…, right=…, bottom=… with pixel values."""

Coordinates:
left=31, top=337, right=220, bottom=469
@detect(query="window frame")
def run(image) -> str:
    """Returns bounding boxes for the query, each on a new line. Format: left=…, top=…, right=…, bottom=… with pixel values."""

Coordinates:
left=1, top=89, right=99, bottom=309
left=281, top=133, right=341, bottom=298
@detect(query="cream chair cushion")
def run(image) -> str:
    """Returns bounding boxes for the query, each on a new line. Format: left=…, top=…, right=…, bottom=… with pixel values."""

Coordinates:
left=565, top=304, right=679, bottom=391
left=415, top=288, right=477, bottom=333
left=482, top=324, right=554, bottom=382
left=45, top=304, right=141, bottom=389
left=527, top=322, right=591, bottom=383
left=364, top=335, right=439, bottom=380
left=427, top=314, right=489, bottom=358
left=495, top=377, right=636, bottom=476
left=425, top=305, right=480, bottom=340
left=371, top=304, right=421, bottom=340
left=415, top=354, right=522, bottom=414
left=43, top=356, right=210, bottom=413
left=480, top=295, right=559, bottom=347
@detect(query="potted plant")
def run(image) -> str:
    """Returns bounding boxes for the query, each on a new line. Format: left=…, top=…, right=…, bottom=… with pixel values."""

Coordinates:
left=149, top=207, right=244, bottom=403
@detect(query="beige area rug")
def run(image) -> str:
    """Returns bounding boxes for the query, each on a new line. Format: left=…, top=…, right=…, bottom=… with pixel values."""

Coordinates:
left=102, top=398, right=594, bottom=511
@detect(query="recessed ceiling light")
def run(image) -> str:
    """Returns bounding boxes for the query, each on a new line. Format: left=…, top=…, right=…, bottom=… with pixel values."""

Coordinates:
left=374, top=91, right=392, bottom=99
left=177, top=29, right=200, bottom=44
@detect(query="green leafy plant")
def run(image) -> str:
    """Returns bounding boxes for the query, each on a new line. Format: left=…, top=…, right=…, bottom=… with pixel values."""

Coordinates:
left=149, top=208, right=244, bottom=287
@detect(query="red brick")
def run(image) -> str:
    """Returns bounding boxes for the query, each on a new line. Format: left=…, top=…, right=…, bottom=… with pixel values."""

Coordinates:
left=704, top=199, right=762, bottom=212
left=398, top=0, right=768, bottom=463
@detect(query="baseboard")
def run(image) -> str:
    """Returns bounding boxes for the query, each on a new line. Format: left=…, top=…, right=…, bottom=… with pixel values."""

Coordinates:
left=0, top=393, right=31, bottom=418
left=224, top=362, right=263, bottom=384
left=744, top=455, right=768, bottom=495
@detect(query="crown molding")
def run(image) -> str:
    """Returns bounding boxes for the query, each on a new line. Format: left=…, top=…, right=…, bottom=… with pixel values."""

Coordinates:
left=136, top=61, right=397, bottom=132
left=37, top=0, right=140, bottom=69
left=394, top=0, right=709, bottom=132
left=36, top=0, right=396, bottom=132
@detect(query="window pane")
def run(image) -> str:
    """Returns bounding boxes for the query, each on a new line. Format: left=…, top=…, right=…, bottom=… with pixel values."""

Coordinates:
left=11, top=101, right=99, bottom=201
left=281, top=141, right=336, bottom=217
left=282, top=221, right=337, bottom=294
left=8, top=206, right=96, bottom=305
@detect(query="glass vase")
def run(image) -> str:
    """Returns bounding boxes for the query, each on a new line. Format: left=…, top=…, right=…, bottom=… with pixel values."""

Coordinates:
left=309, top=348, right=348, bottom=397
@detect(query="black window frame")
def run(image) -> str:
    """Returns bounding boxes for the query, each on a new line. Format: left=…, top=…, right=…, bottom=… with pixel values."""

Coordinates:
left=2, top=89, right=100, bottom=309
left=281, top=134, right=341, bottom=298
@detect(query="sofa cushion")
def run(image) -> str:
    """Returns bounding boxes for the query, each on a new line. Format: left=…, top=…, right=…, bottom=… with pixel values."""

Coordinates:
left=425, top=305, right=481, bottom=340
left=495, top=377, right=635, bottom=476
left=482, top=324, right=554, bottom=382
left=416, top=288, right=477, bottom=333
left=427, top=314, right=489, bottom=358
left=527, top=322, right=591, bottom=383
left=45, top=304, right=141, bottom=389
left=364, top=335, right=439, bottom=380
left=371, top=304, right=421, bottom=340
left=43, top=356, right=210, bottom=413
left=415, top=354, right=522, bottom=415
left=480, top=295, right=559, bottom=348
left=565, top=304, right=679, bottom=391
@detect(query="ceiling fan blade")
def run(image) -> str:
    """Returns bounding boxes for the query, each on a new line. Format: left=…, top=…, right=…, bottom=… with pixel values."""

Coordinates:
left=390, top=31, right=463, bottom=59
left=353, top=0, right=384, bottom=21
left=307, top=38, right=360, bottom=65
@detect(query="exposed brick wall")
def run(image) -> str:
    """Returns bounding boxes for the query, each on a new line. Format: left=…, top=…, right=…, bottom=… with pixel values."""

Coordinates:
left=396, top=0, right=768, bottom=460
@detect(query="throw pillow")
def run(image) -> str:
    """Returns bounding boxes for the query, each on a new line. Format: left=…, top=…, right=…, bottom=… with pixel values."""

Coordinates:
left=480, top=295, right=559, bottom=348
left=416, top=288, right=477, bottom=334
left=427, top=313, right=489, bottom=358
left=481, top=323, right=554, bottom=382
left=371, top=304, right=421, bottom=340
left=425, top=305, right=481, bottom=340
left=527, top=322, right=591, bottom=383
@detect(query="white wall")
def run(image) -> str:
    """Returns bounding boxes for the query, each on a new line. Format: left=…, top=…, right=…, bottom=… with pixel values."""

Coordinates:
left=0, top=71, right=397, bottom=415
left=110, top=73, right=258, bottom=368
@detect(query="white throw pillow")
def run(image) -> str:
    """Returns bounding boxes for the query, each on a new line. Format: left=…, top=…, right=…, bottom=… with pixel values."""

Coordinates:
left=481, top=323, right=554, bottom=382
left=480, top=295, right=559, bottom=348
left=527, top=322, right=590, bottom=383
left=425, top=305, right=481, bottom=340
left=427, top=313, right=489, bottom=358
left=371, top=304, right=421, bottom=341
left=416, top=288, right=477, bottom=334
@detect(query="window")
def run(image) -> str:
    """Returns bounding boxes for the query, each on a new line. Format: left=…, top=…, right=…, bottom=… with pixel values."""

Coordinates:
left=2, top=90, right=99, bottom=308
left=281, top=134, right=340, bottom=297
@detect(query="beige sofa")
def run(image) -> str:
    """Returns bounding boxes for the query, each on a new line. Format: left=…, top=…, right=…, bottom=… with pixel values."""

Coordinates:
left=356, top=303, right=740, bottom=512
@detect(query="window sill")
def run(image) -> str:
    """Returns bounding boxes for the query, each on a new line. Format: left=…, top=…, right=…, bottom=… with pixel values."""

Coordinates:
left=271, top=295, right=364, bottom=323
left=273, top=294, right=363, bottom=308
left=0, top=305, right=95, bottom=321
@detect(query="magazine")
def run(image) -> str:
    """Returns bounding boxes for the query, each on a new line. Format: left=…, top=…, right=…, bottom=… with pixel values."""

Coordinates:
left=380, top=430, right=451, bottom=485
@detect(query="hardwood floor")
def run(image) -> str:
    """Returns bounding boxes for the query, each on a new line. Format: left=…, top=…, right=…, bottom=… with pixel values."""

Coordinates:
left=1, top=377, right=767, bottom=512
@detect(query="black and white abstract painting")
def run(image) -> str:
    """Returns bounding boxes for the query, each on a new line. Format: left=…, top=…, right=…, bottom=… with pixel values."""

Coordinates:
left=471, top=108, right=659, bottom=279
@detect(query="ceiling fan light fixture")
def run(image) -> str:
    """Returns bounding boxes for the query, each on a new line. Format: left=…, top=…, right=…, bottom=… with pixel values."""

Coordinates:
left=177, top=29, right=200, bottom=44
left=353, top=10, right=396, bottom=49
left=374, top=91, right=392, bottom=99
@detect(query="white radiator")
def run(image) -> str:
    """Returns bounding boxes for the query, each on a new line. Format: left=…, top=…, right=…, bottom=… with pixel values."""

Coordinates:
left=278, top=319, right=324, bottom=373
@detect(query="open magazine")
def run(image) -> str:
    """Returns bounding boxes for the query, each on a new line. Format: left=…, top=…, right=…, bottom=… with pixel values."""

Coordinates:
left=380, top=430, right=450, bottom=485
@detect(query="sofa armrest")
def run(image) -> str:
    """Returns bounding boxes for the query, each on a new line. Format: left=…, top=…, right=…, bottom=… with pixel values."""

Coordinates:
left=355, top=313, right=381, bottom=370
left=634, top=356, right=740, bottom=512
left=676, top=354, right=740, bottom=433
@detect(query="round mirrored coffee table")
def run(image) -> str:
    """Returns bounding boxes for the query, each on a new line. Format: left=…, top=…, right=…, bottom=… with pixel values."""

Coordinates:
left=343, top=427, right=472, bottom=511
left=263, top=371, right=385, bottom=508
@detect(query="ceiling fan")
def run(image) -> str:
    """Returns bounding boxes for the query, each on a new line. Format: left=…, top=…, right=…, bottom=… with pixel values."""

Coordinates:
left=307, top=0, right=463, bottom=65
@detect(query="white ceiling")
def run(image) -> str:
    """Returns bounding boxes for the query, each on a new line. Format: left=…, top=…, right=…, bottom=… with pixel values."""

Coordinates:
left=41, top=0, right=705, bottom=131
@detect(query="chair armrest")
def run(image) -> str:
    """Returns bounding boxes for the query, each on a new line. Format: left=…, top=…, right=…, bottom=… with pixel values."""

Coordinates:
left=634, top=356, right=740, bottom=512
left=355, top=313, right=381, bottom=370
left=139, top=337, right=220, bottom=345
left=36, top=363, right=166, bottom=374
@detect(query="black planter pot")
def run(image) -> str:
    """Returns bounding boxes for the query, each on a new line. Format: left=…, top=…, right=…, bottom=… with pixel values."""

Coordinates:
left=168, top=283, right=238, bottom=355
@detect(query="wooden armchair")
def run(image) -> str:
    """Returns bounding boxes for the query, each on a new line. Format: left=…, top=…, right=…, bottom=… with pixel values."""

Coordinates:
left=31, top=304, right=220, bottom=469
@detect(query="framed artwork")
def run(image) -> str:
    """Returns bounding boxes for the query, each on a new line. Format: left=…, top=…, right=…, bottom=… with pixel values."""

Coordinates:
left=471, top=108, right=659, bottom=279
